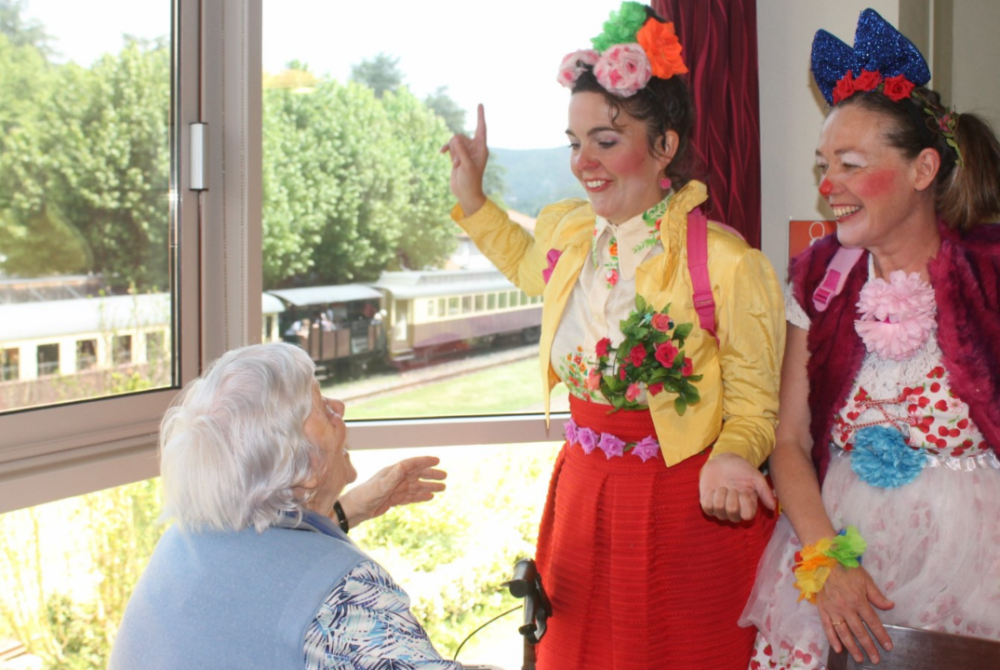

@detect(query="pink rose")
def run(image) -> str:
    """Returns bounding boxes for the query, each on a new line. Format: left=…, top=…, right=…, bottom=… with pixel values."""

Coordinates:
left=648, top=382, right=664, bottom=396
left=681, top=357, right=693, bottom=376
left=598, top=433, right=626, bottom=459
left=619, top=367, right=627, bottom=381
left=631, top=436, right=660, bottom=462
left=625, top=383, right=641, bottom=402
left=595, top=337, right=611, bottom=358
left=654, top=341, right=678, bottom=368
left=564, top=419, right=578, bottom=444
left=650, top=313, right=673, bottom=332
left=628, top=344, right=646, bottom=368
left=593, top=43, right=652, bottom=98
left=586, top=368, right=602, bottom=391
left=606, top=269, right=619, bottom=286
left=578, top=427, right=598, bottom=454
left=557, top=49, right=600, bottom=88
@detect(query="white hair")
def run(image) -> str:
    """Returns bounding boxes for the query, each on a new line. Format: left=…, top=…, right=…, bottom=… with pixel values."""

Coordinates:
left=159, top=342, right=320, bottom=532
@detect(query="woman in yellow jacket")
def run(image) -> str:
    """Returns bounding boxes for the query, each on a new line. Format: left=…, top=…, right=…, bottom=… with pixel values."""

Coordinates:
left=444, top=4, right=784, bottom=668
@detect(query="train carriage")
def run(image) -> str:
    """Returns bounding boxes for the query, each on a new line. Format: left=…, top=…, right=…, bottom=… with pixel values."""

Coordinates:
left=373, top=269, right=542, bottom=363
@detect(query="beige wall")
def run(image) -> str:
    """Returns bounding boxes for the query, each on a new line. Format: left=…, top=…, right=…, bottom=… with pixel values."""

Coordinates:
left=947, top=0, right=1000, bottom=131
left=756, top=1, right=900, bottom=281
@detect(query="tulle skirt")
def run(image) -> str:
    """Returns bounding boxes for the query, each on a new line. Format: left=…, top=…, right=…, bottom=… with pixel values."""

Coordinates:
left=740, top=448, right=1000, bottom=670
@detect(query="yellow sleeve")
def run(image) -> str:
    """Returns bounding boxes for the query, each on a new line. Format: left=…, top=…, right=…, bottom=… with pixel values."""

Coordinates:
left=708, top=248, right=786, bottom=468
left=451, top=198, right=585, bottom=297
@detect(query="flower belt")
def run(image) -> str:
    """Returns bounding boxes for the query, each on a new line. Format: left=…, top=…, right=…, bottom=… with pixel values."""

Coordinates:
left=563, top=418, right=660, bottom=462
left=835, top=437, right=1000, bottom=489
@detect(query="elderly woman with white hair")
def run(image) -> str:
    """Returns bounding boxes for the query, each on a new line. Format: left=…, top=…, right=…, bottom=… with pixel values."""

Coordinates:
left=109, top=342, right=462, bottom=670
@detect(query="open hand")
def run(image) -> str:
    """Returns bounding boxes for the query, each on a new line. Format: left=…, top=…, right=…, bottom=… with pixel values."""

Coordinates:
left=338, top=456, right=447, bottom=528
left=699, top=452, right=776, bottom=522
left=818, top=565, right=895, bottom=664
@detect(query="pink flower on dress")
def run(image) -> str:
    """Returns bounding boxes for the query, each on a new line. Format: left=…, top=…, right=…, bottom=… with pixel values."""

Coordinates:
left=557, top=49, right=600, bottom=88
left=578, top=427, right=599, bottom=454
left=542, top=248, right=563, bottom=284
left=585, top=368, right=602, bottom=391
left=625, top=382, right=642, bottom=402
left=563, top=418, right=579, bottom=445
left=632, top=436, right=660, bottom=462
left=606, top=269, right=619, bottom=286
left=598, top=432, right=626, bottom=459
left=854, top=270, right=936, bottom=361
left=593, top=44, right=652, bottom=98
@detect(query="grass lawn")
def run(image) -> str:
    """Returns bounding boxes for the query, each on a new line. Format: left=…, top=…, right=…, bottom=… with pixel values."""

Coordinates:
left=340, top=358, right=570, bottom=419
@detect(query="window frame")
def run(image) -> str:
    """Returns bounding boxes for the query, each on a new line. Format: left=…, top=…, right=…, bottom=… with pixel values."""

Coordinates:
left=0, top=0, right=565, bottom=515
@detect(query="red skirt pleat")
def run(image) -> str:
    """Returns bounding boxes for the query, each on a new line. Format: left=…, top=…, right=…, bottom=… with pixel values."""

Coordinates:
left=534, top=395, right=776, bottom=670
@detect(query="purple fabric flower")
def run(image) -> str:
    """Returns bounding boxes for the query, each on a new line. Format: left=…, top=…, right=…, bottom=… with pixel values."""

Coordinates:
left=563, top=418, right=579, bottom=445
left=632, top=436, right=661, bottom=462
left=598, top=432, right=626, bottom=459
left=542, top=248, right=563, bottom=284
left=578, top=427, right=598, bottom=454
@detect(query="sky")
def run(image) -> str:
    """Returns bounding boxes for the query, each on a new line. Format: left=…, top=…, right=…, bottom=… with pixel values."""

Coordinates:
left=21, top=0, right=624, bottom=150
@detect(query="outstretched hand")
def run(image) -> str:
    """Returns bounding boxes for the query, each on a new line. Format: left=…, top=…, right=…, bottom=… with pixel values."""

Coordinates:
left=338, top=456, right=447, bottom=528
left=442, top=103, right=489, bottom=215
left=818, top=564, right=895, bottom=664
left=699, top=452, right=776, bottom=523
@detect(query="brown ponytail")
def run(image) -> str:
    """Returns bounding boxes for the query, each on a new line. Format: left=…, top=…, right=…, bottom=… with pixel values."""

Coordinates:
left=937, top=112, right=1000, bottom=230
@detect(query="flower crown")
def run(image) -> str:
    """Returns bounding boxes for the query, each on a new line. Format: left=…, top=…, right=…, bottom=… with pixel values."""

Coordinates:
left=557, top=1, right=688, bottom=98
left=811, top=8, right=963, bottom=167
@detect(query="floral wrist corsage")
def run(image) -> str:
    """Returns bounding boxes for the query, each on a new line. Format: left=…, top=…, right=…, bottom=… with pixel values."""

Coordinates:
left=793, top=526, right=867, bottom=603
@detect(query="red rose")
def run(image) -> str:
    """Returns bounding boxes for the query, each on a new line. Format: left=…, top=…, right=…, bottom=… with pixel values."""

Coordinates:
left=681, top=357, right=693, bottom=376
left=650, top=313, right=673, bottom=332
left=619, top=367, right=627, bottom=380
left=882, top=74, right=915, bottom=102
left=853, top=69, right=881, bottom=92
left=832, top=71, right=856, bottom=105
left=654, top=341, right=678, bottom=368
left=625, top=383, right=641, bottom=402
left=595, top=337, right=611, bottom=358
left=648, top=382, right=664, bottom=396
left=628, top=344, right=647, bottom=368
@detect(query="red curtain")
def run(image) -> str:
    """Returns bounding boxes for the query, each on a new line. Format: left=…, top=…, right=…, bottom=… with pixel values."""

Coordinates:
left=653, top=0, right=761, bottom=248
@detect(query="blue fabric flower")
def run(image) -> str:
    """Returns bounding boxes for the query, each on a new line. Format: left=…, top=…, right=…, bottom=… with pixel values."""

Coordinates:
left=850, top=425, right=925, bottom=488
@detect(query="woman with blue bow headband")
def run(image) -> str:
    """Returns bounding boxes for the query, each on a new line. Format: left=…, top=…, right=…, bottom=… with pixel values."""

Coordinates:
left=740, top=8, right=1000, bottom=669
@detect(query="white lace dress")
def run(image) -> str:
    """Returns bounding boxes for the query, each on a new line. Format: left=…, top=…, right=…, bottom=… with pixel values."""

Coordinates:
left=739, top=277, right=1000, bottom=670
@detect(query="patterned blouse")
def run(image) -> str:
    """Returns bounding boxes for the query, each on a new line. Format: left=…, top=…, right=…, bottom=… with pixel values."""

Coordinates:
left=280, top=514, right=461, bottom=670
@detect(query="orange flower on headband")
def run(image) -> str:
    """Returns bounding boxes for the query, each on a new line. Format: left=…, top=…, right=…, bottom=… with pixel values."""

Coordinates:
left=636, top=19, right=688, bottom=79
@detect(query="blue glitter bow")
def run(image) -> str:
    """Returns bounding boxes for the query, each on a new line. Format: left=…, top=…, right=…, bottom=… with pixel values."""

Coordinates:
left=811, top=8, right=931, bottom=105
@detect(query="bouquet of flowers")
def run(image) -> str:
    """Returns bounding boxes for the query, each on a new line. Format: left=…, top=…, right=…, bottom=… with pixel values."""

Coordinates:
left=592, top=296, right=702, bottom=414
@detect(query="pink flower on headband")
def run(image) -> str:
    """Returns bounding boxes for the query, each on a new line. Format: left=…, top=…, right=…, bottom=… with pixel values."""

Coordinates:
left=594, top=43, right=652, bottom=98
left=557, top=49, right=600, bottom=88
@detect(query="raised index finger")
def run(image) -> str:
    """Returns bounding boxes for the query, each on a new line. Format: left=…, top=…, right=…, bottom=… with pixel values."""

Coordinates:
left=474, top=103, right=487, bottom=149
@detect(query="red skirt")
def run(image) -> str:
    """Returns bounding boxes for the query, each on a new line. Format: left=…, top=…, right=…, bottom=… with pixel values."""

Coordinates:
left=534, top=396, right=776, bottom=670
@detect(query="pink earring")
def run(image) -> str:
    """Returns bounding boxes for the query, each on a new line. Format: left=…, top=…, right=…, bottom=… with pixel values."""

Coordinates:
left=659, top=176, right=672, bottom=190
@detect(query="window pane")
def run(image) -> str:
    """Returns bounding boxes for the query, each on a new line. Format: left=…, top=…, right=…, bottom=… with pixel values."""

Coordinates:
left=0, top=2, right=175, bottom=413
left=260, top=0, right=617, bottom=419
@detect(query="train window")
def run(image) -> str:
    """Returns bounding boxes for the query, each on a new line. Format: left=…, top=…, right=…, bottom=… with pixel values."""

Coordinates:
left=510, top=291, right=520, bottom=307
left=461, top=296, right=472, bottom=314
left=474, top=294, right=485, bottom=312
left=498, top=292, right=508, bottom=309
left=448, top=297, right=460, bottom=316
left=487, top=293, right=497, bottom=310
left=427, top=300, right=436, bottom=318
left=37, top=344, right=60, bottom=377
left=437, top=298, right=446, bottom=317
left=1, top=348, right=20, bottom=382
left=76, top=340, right=98, bottom=372
left=112, top=335, right=133, bottom=366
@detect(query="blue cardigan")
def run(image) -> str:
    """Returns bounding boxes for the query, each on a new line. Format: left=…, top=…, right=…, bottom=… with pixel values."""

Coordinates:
left=109, top=511, right=364, bottom=670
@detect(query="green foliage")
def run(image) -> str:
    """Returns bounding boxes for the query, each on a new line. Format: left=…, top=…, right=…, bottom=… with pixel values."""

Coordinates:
left=262, top=80, right=456, bottom=287
left=424, top=86, right=466, bottom=134
left=0, top=0, right=55, bottom=56
left=350, top=52, right=404, bottom=99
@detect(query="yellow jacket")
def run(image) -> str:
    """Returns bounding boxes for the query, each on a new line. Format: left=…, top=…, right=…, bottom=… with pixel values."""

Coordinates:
left=452, top=181, right=785, bottom=468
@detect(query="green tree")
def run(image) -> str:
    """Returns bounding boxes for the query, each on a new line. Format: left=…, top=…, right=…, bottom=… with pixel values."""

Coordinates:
left=349, top=52, right=403, bottom=99
left=0, top=0, right=56, bottom=56
left=424, top=86, right=466, bottom=135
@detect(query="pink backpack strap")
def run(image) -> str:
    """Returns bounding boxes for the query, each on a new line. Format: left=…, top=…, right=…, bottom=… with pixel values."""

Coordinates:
left=811, top=246, right=865, bottom=312
left=686, top=207, right=719, bottom=341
